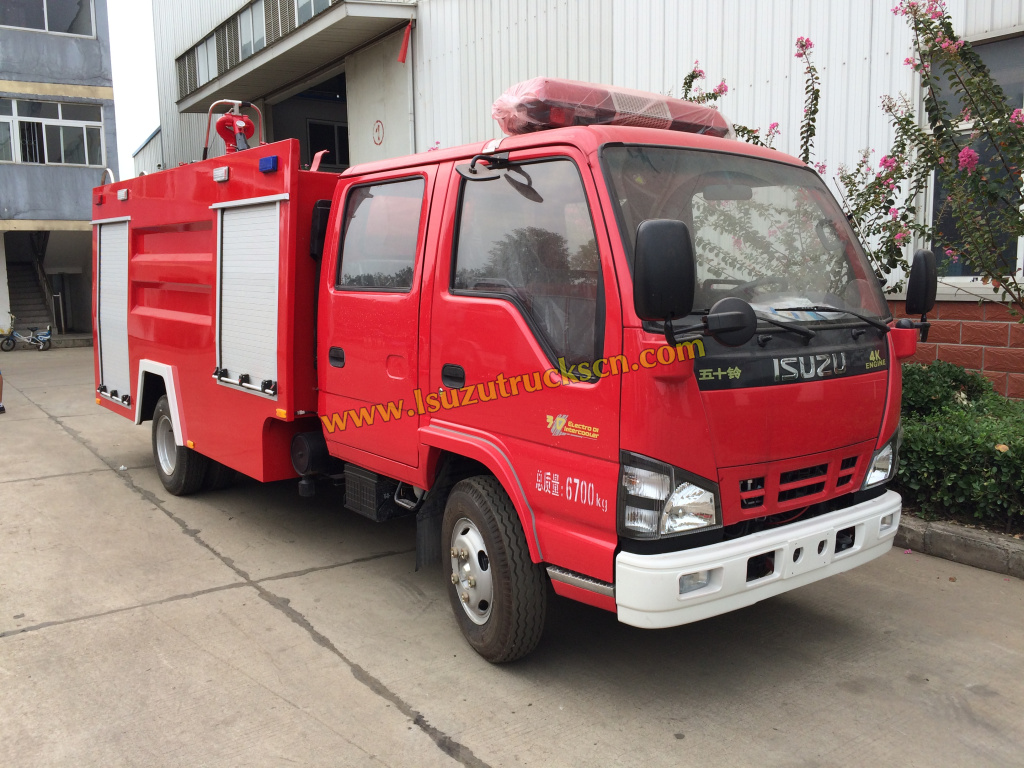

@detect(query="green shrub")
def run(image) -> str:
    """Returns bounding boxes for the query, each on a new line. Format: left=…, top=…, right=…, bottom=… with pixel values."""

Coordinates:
left=900, top=360, right=992, bottom=418
left=897, top=362, right=1024, bottom=531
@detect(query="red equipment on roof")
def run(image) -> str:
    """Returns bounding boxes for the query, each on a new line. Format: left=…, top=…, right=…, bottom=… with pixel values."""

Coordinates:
left=492, top=77, right=733, bottom=138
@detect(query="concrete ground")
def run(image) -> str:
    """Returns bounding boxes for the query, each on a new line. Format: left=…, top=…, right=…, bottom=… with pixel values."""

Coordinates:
left=1, top=348, right=1022, bottom=767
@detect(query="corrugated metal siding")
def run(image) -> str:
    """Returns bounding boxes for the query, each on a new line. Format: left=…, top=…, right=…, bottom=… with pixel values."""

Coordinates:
left=413, top=0, right=1021, bottom=180
left=133, top=134, right=163, bottom=177
left=151, top=0, right=249, bottom=167
left=413, top=0, right=615, bottom=151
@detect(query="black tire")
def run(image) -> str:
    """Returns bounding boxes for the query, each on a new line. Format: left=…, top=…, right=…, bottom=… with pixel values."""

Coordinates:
left=0, top=337, right=13, bottom=352
left=152, top=395, right=208, bottom=495
left=203, top=459, right=236, bottom=491
left=442, top=476, right=547, bottom=663
left=39, top=339, right=51, bottom=351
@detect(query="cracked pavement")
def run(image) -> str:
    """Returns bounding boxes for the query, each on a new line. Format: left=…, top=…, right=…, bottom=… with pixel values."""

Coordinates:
left=1, top=349, right=1023, bottom=767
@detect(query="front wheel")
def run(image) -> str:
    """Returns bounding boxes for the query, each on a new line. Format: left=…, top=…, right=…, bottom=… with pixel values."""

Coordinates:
left=152, top=395, right=208, bottom=495
left=442, top=476, right=547, bottom=663
left=0, top=337, right=14, bottom=352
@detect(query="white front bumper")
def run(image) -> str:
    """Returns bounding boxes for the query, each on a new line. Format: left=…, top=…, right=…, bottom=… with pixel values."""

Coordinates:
left=615, top=490, right=901, bottom=629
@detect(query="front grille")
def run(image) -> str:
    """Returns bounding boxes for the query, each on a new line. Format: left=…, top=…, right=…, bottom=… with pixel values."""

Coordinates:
left=779, top=482, right=826, bottom=502
left=780, top=464, right=828, bottom=484
left=722, top=442, right=875, bottom=520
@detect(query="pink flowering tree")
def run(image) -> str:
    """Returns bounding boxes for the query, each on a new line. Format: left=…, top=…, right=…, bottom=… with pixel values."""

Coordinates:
left=837, top=0, right=1024, bottom=312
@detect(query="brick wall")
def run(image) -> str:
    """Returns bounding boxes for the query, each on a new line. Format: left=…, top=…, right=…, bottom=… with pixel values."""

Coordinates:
left=889, top=300, right=1024, bottom=398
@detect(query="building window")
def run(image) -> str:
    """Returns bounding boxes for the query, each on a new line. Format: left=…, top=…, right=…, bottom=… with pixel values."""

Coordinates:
left=195, top=34, right=218, bottom=87
left=308, top=120, right=349, bottom=169
left=0, top=0, right=94, bottom=36
left=0, top=98, right=103, bottom=166
left=931, top=34, right=1024, bottom=280
left=239, top=0, right=266, bottom=60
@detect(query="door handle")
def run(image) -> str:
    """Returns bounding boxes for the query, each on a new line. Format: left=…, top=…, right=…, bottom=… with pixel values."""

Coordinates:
left=441, top=363, right=465, bottom=389
left=329, top=347, right=345, bottom=368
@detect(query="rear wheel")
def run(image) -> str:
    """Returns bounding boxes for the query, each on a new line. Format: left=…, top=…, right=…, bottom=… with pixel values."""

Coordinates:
left=152, top=395, right=207, bottom=495
left=203, top=459, right=236, bottom=490
left=39, top=339, right=51, bottom=351
left=442, top=476, right=547, bottom=662
left=1, top=337, right=13, bottom=352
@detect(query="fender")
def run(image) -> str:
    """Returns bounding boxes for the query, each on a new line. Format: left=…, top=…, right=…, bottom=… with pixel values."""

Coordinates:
left=420, top=422, right=543, bottom=562
left=134, top=360, right=186, bottom=446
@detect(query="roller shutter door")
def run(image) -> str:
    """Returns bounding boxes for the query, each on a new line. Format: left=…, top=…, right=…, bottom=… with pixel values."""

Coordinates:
left=97, top=221, right=131, bottom=404
left=218, top=202, right=280, bottom=392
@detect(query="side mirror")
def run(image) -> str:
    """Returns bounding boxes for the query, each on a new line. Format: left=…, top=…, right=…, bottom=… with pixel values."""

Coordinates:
left=905, top=249, right=937, bottom=341
left=905, top=249, right=937, bottom=315
left=633, top=219, right=696, bottom=323
left=309, top=199, right=332, bottom=261
left=705, top=297, right=758, bottom=347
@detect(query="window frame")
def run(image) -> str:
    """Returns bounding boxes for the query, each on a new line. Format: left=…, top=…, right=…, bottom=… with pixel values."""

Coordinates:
left=307, top=118, right=349, bottom=170
left=335, top=174, right=428, bottom=294
left=1, top=99, right=104, bottom=166
left=238, top=1, right=266, bottom=61
left=921, top=29, right=1024, bottom=297
left=0, top=0, right=95, bottom=38
left=449, top=154, right=607, bottom=369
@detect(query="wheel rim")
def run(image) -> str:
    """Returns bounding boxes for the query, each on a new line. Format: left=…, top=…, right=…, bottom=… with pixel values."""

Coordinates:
left=449, top=517, right=493, bottom=625
left=155, top=414, right=177, bottom=476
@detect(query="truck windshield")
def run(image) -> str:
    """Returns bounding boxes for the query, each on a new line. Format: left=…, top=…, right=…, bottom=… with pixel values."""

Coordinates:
left=603, top=146, right=890, bottom=322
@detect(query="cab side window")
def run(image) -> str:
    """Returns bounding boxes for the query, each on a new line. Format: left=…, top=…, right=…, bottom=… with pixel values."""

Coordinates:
left=337, top=177, right=425, bottom=291
left=453, top=159, right=602, bottom=366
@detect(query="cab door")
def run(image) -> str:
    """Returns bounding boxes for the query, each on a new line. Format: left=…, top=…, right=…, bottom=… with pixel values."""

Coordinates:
left=319, top=165, right=437, bottom=467
left=427, top=148, right=624, bottom=579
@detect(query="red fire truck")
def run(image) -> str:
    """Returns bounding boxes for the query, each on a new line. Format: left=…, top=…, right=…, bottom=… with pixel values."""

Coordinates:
left=93, top=82, right=936, bottom=662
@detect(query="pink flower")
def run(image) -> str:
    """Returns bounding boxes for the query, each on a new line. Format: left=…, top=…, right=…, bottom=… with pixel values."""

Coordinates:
left=713, top=80, right=728, bottom=96
left=767, top=121, right=780, bottom=137
left=950, top=254, right=959, bottom=263
left=938, top=156, right=945, bottom=164
left=885, top=178, right=896, bottom=189
left=904, top=57, right=916, bottom=67
left=732, top=236, right=744, bottom=250
left=894, top=231, right=909, bottom=246
left=889, top=207, right=899, bottom=220
left=814, top=162, right=828, bottom=175
left=795, top=36, right=815, bottom=58
left=879, top=155, right=897, bottom=171
left=691, top=60, right=705, bottom=79
left=957, top=146, right=979, bottom=174
left=1011, top=108, right=1024, bottom=126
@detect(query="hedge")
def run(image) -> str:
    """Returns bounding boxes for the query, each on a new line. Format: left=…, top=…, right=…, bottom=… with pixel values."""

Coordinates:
left=896, top=361, right=1024, bottom=532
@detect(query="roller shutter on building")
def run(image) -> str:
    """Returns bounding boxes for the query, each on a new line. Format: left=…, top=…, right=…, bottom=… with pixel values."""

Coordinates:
left=96, top=220, right=131, bottom=405
left=217, top=201, right=280, bottom=395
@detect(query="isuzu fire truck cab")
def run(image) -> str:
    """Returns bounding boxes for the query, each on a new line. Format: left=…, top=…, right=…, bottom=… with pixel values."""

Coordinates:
left=93, top=82, right=937, bottom=662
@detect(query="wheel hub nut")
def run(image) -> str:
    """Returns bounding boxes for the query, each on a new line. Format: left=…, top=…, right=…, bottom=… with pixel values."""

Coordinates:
left=461, top=592, right=469, bottom=603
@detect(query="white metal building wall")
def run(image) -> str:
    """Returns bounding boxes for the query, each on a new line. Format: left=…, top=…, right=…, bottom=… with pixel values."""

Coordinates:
left=412, top=0, right=1023, bottom=180
left=132, top=131, right=163, bottom=177
left=151, top=0, right=249, bottom=170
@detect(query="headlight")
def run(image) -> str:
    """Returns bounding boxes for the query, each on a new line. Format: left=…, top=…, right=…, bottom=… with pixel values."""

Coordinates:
left=862, top=429, right=900, bottom=489
left=618, top=452, right=721, bottom=540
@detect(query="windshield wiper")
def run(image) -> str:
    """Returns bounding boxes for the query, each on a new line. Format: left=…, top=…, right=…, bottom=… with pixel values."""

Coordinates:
left=770, top=305, right=890, bottom=334
left=753, top=312, right=816, bottom=341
